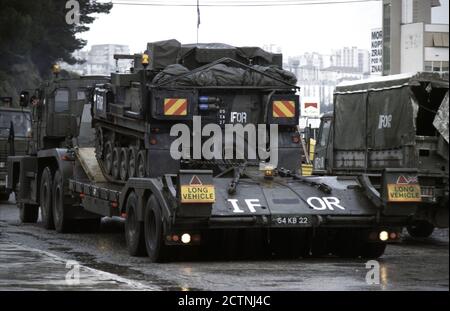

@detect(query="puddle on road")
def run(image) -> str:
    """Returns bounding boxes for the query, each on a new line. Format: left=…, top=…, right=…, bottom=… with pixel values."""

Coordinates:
left=0, top=240, right=158, bottom=291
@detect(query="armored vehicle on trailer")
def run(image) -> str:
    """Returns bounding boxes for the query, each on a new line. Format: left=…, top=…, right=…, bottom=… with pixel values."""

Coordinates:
left=313, top=73, right=449, bottom=238
left=8, top=40, right=422, bottom=262
left=0, top=97, right=31, bottom=201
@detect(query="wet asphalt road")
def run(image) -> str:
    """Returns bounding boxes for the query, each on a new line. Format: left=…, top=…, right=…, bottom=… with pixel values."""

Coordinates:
left=0, top=197, right=448, bottom=291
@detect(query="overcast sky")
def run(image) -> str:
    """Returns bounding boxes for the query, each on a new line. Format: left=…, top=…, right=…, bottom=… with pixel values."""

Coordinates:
left=81, top=0, right=449, bottom=57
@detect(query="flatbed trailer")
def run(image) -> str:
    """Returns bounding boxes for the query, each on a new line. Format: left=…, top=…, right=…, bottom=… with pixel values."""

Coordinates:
left=8, top=145, right=420, bottom=262
left=64, top=147, right=420, bottom=261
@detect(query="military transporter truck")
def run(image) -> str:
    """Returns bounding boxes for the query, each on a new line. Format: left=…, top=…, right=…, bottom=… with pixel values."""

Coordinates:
left=0, top=97, right=31, bottom=201
left=9, top=40, right=418, bottom=261
left=313, top=73, right=449, bottom=238
left=7, top=73, right=109, bottom=223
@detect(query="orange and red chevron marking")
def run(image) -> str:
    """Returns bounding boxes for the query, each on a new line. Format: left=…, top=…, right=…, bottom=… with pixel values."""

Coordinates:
left=273, top=100, right=295, bottom=118
left=164, top=98, right=188, bottom=116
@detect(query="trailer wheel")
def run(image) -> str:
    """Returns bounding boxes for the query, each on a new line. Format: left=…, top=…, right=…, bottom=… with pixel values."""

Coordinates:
left=40, top=167, right=54, bottom=229
left=19, top=203, right=39, bottom=223
left=119, top=148, right=129, bottom=181
left=407, top=221, right=435, bottom=238
left=128, top=148, right=137, bottom=178
left=52, top=170, right=71, bottom=233
left=112, top=148, right=121, bottom=180
left=361, top=243, right=387, bottom=259
left=125, top=192, right=146, bottom=256
left=144, top=195, right=169, bottom=262
left=137, top=151, right=146, bottom=178
left=104, top=141, right=114, bottom=175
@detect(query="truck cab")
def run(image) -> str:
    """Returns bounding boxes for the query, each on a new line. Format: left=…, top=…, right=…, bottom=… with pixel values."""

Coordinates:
left=7, top=75, right=109, bottom=221
left=0, top=97, right=31, bottom=201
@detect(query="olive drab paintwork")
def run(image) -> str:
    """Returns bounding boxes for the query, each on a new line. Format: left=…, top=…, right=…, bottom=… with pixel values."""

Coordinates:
left=314, top=72, right=449, bottom=231
left=0, top=103, right=31, bottom=200
left=27, top=76, right=110, bottom=154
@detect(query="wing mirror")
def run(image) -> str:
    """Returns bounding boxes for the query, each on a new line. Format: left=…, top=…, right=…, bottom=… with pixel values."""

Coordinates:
left=19, top=91, right=30, bottom=107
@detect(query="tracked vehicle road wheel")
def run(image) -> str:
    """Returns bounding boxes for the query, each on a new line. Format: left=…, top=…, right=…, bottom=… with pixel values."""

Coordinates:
left=125, top=192, right=146, bottom=256
left=40, top=167, right=54, bottom=229
left=137, top=151, right=146, bottom=178
left=19, top=203, right=39, bottom=223
left=112, top=148, right=121, bottom=180
left=119, top=148, right=129, bottom=181
left=407, top=221, right=435, bottom=238
left=128, top=148, right=137, bottom=178
left=52, top=170, right=72, bottom=233
left=144, top=195, right=170, bottom=262
left=104, top=141, right=114, bottom=175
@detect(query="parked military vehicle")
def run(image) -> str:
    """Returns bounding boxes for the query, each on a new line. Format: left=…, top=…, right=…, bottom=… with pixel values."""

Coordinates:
left=313, top=72, right=449, bottom=238
left=8, top=40, right=421, bottom=262
left=0, top=97, right=31, bottom=201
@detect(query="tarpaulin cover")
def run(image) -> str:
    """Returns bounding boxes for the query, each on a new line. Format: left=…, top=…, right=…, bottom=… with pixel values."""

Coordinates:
left=146, top=39, right=283, bottom=70
left=334, top=72, right=449, bottom=151
left=334, top=92, right=366, bottom=150
left=366, top=86, right=415, bottom=149
left=146, top=39, right=181, bottom=70
left=433, top=91, right=449, bottom=143
left=152, top=63, right=297, bottom=87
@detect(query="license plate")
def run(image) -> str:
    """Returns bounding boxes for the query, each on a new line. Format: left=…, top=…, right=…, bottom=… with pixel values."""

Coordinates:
left=180, top=185, right=215, bottom=203
left=272, top=216, right=310, bottom=226
left=387, top=184, right=422, bottom=202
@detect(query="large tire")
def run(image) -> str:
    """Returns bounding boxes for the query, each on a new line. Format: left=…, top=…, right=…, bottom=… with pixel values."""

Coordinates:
left=40, top=167, right=54, bottom=229
left=144, top=195, right=170, bottom=262
left=124, top=192, right=146, bottom=256
left=119, top=148, right=129, bottom=181
left=52, top=170, right=71, bottom=233
left=407, top=221, right=435, bottom=238
left=19, top=203, right=39, bottom=223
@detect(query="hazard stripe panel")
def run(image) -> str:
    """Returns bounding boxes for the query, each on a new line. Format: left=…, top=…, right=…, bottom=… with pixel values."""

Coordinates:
left=273, top=101, right=295, bottom=118
left=164, top=98, right=188, bottom=116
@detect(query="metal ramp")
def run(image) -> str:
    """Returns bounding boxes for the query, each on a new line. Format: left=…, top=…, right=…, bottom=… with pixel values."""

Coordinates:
left=75, top=148, right=107, bottom=183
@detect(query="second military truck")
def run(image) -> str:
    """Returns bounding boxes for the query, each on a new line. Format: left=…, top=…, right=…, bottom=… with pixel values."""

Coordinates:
left=314, top=73, right=449, bottom=238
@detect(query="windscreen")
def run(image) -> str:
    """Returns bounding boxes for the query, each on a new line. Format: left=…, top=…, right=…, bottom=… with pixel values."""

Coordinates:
left=0, top=110, right=31, bottom=137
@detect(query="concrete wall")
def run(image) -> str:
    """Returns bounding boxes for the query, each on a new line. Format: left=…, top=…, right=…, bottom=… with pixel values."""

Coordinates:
left=401, top=23, right=424, bottom=72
